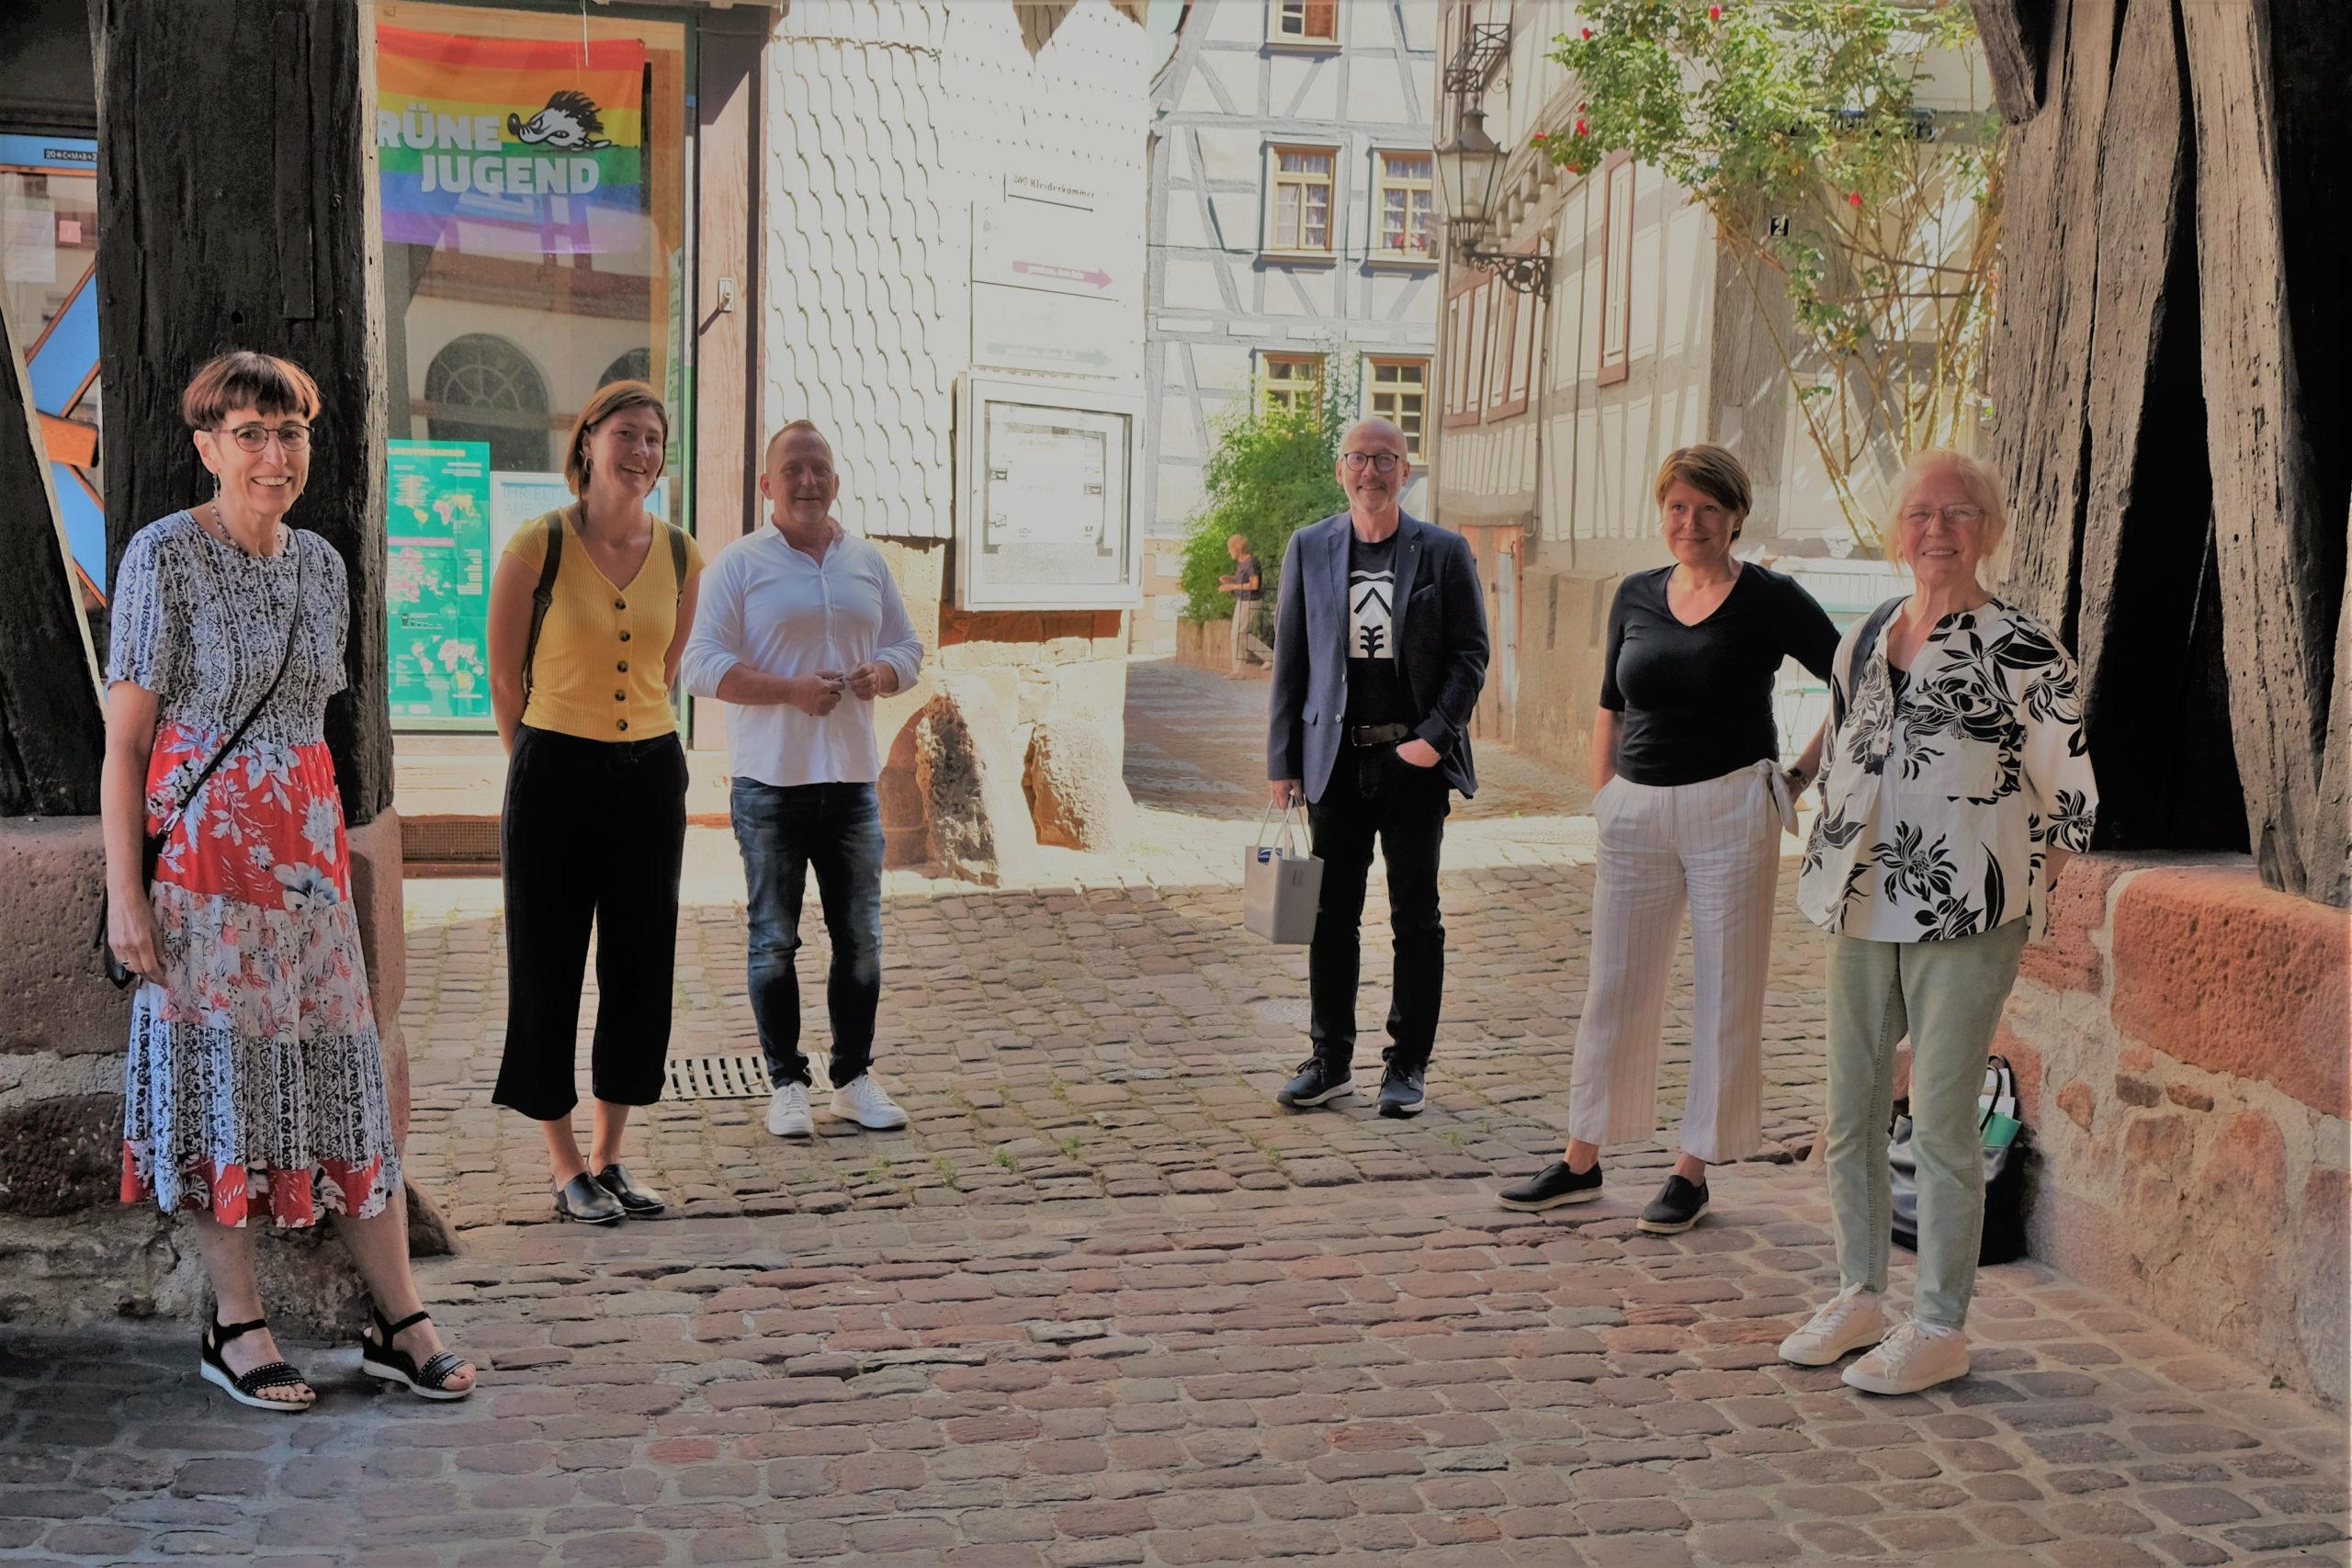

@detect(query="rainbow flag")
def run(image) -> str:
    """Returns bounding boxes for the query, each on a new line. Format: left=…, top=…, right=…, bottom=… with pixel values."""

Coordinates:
left=376, top=25, right=646, bottom=255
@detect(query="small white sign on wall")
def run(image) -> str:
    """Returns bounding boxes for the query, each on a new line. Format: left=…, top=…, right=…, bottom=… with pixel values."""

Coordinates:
left=956, top=374, right=1144, bottom=611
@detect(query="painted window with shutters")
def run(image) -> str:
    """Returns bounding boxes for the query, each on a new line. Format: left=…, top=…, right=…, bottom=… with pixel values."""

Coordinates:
left=1267, top=146, right=1336, bottom=253
left=1373, top=151, right=1434, bottom=260
left=1366, top=358, right=1429, bottom=460
left=1261, top=353, right=1324, bottom=417
left=1271, top=1, right=1339, bottom=44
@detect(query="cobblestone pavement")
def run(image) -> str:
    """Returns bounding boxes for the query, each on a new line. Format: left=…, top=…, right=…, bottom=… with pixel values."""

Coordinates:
left=401, top=659, right=1828, bottom=1231
left=3, top=1173, right=2345, bottom=1566
left=10, top=662, right=2348, bottom=1562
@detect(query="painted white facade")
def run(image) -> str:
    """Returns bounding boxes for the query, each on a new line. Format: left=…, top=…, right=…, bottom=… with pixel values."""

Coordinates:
left=763, top=0, right=1151, bottom=545
left=1139, top=0, right=1442, bottom=648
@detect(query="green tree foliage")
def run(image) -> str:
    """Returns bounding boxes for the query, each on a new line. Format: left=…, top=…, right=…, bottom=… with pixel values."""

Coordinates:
left=1178, top=367, right=1355, bottom=622
left=1544, top=0, right=2000, bottom=546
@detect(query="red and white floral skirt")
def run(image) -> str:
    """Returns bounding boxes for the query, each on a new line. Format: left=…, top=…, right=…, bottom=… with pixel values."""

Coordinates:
left=119, top=724, right=400, bottom=1227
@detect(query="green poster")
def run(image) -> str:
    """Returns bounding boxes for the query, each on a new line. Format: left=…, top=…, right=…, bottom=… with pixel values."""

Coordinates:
left=386, top=438, right=493, bottom=724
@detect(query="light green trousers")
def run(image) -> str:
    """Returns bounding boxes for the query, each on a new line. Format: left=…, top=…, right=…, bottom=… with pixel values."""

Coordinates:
left=1824, top=919, right=2028, bottom=1328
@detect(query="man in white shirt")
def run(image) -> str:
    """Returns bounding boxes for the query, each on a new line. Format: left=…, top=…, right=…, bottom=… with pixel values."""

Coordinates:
left=682, top=421, right=925, bottom=1137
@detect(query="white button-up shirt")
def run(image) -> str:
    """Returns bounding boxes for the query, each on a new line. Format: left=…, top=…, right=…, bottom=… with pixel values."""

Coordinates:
left=680, top=522, right=924, bottom=788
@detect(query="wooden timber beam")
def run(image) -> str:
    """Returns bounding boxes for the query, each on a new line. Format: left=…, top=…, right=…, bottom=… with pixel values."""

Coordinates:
left=0, top=308, right=106, bottom=817
left=1971, top=0, right=2057, bottom=122
left=87, top=0, right=391, bottom=827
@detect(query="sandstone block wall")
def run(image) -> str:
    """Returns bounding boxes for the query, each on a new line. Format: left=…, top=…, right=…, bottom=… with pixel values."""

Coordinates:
left=1998, top=854, right=2350, bottom=1409
left=0, top=811, right=424, bottom=1332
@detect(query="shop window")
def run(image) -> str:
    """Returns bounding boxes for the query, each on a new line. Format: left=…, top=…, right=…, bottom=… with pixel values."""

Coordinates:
left=1261, top=353, right=1323, bottom=417
left=1374, top=152, right=1434, bottom=260
left=599, top=346, right=651, bottom=388
left=1267, top=146, right=1336, bottom=254
left=1366, top=358, right=1429, bottom=461
left=424, top=333, right=551, bottom=474
left=374, top=1, right=688, bottom=729
left=1272, top=1, right=1339, bottom=44
left=0, top=136, right=105, bottom=599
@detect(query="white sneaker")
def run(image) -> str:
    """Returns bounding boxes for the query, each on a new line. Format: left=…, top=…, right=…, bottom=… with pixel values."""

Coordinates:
left=1779, top=1283, right=1890, bottom=1367
left=765, top=1082, right=812, bottom=1138
left=830, top=1075, right=909, bottom=1131
left=1841, top=1319, right=1970, bottom=1395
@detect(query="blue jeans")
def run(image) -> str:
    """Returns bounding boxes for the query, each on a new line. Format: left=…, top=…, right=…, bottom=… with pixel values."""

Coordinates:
left=730, top=780, right=885, bottom=1089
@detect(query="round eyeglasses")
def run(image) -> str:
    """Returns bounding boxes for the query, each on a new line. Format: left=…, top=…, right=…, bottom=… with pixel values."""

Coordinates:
left=218, top=423, right=313, bottom=454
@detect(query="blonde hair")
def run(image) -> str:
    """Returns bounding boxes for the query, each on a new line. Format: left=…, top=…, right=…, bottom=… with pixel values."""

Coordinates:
left=1887, top=449, right=2008, bottom=568
left=1652, top=445, right=1753, bottom=536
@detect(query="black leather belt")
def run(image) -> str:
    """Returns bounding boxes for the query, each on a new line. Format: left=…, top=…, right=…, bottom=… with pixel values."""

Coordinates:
left=1349, top=724, right=1411, bottom=747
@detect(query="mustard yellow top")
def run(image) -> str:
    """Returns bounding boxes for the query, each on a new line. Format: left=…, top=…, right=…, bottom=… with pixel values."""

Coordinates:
left=506, top=510, right=704, bottom=740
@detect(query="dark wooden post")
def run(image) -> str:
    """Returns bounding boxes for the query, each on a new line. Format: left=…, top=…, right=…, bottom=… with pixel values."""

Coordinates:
left=0, top=313, right=106, bottom=816
left=1972, top=0, right=2350, bottom=907
left=88, top=0, right=391, bottom=827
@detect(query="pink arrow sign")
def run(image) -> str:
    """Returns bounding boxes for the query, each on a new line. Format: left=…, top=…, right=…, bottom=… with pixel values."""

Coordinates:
left=1012, top=259, right=1113, bottom=289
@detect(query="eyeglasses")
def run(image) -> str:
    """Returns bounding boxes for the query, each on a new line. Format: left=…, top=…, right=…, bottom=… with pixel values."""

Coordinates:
left=218, top=423, right=313, bottom=454
left=1340, top=451, right=1402, bottom=474
left=1898, top=504, right=1985, bottom=527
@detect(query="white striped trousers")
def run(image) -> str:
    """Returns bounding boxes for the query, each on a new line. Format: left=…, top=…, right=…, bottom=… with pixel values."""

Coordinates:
left=1566, top=761, right=1784, bottom=1164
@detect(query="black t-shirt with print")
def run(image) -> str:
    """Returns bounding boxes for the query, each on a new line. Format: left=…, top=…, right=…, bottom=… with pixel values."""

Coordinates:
left=1599, top=562, right=1839, bottom=785
left=1343, top=531, right=1408, bottom=728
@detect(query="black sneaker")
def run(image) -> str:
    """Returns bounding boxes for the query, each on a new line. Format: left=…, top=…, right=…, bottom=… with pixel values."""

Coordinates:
left=1638, top=1173, right=1710, bottom=1234
left=1276, top=1057, right=1353, bottom=1109
left=1376, top=1068, right=1427, bottom=1119
left=1498, top=1159, right=1603, bottom=1212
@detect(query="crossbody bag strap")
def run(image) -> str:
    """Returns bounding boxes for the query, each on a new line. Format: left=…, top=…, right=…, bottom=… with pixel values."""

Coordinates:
left=158, top=536, right=308, bottom=841
left=666, top=522, right=687, bottom=604
left=1831, top=595, right=1906, bottom=736
left=520, top=510, right=568, bottom=705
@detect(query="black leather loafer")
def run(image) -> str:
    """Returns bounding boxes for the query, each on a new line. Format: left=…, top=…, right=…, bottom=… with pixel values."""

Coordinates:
left=555, top=1172, right=625, bottom=1224
left=594, top=1163, right=666, bottom=1217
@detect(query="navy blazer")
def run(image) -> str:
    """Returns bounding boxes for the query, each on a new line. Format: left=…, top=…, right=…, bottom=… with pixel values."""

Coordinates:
left=1266, top=511, right=1490, bottom=803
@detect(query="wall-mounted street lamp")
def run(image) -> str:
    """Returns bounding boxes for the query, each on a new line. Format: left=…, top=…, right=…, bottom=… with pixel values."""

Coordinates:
left=1433, top=107, right=1550, bottom=297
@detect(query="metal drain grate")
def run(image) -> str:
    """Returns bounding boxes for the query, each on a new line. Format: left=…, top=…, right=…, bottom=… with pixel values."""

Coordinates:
left=667, top=1054, right=771, bottom=1100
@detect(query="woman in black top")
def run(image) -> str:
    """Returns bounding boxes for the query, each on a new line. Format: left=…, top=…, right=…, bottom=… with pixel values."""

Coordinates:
left=1500, top=444, right=1838, bottom=1233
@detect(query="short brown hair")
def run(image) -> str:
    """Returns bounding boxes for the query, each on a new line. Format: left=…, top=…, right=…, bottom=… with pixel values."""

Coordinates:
left=763, top=418, right=828, bottom=469
left=1652, top=444, right=1753, bottom=521
left=566, top=379, right=670, bottom=495
left=181, top=351, right=321, bottom=431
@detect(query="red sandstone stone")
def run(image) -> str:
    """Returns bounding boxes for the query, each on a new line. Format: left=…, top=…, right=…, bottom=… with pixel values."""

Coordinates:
left=2202, top=1111, right=2290, bottom=1213
left=2059, top=1080, right=2098, bottom=1134
left=2021, top=854, right=2131, bottom=993
left=2109, top=866, right=2350, bottom=1119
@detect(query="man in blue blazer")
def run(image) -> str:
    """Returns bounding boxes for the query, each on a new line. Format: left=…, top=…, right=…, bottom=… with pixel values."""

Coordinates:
left=1267, top=417, right=1489, bottom=1117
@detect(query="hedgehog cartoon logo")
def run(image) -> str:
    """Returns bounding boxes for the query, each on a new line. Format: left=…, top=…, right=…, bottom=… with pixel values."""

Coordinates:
left=506, top=89, right=613, bottom=151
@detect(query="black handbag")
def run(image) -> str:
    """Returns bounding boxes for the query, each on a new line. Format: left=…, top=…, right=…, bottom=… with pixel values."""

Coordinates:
left=1889, top=1055, right=2028, bottom=1267
left=96, top=541, right=305, bottom=988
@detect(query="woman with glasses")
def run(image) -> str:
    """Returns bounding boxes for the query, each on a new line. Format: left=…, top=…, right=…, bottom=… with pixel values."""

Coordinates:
left=102, top=351, right=473, bottom=1410
left=485, top=379, right=702, bottom=1225
left=1498, top=445, right=1838, bottom=1234
left=1779, top=449, right=2096, bottom=1394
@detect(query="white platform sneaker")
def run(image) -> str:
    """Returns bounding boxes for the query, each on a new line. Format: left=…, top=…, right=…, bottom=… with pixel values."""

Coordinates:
left=831, top=1075, right=909, bottom=1131
left=1841, top=1319, right=1971, bottom=1395
left=1778, top=1283, right=1891, bottom=1367
left=766, top=1082, right=813, bottom=1138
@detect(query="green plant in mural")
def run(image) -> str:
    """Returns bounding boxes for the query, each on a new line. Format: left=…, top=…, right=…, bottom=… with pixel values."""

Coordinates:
left=1544, top=0, right=2000, bottom=546
left=1178, top=359, right=1357, bottom=622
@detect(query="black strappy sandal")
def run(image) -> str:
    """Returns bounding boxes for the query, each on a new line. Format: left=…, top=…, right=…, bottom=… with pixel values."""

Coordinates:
left=360, top=1305, right=475, bottom=1402
left=198, top=1314, right=315, bottom=1413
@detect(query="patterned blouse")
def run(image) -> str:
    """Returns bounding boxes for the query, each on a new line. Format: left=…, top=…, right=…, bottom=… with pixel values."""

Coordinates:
left=1796, top=597, right=2098, bottom=943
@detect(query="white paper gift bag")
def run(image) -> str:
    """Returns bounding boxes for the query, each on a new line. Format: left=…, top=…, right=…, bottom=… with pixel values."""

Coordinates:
left=1243, top=802, right=1323, bottom=944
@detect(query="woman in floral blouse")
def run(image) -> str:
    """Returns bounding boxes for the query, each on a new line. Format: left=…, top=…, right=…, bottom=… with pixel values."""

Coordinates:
left=102, top=352, right=472, bottom=1411
left=1780, top=449, right=2097, bottom=1396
